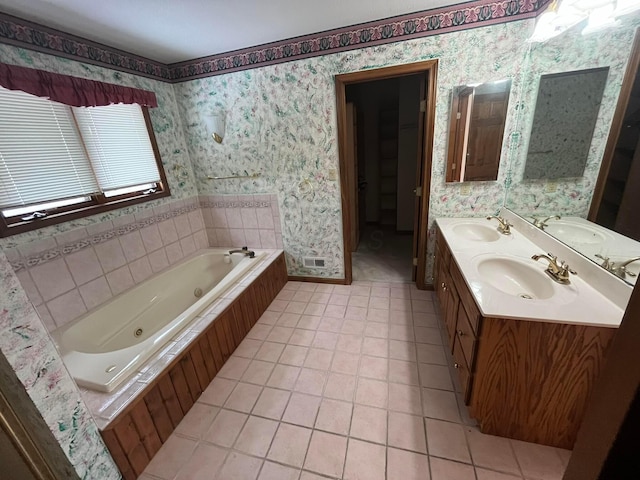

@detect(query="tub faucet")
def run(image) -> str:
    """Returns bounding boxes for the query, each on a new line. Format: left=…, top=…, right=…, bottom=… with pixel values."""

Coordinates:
left=531, top=215, right=560, bottom=230
left=532, top=252, right=576, bottom=285
left=486, top=216, right=512, bottom=235
left=229, top=246, right=255, bottom=258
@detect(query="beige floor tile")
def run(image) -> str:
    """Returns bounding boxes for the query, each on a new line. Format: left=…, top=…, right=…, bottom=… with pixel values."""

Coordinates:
left=350, top=404, right=387, bottom=444
left=304, top=348, right=334, bottom=370
left=204, top=409, right=248, bottom=447
left=389, top=339, right=416, bottom=361
left=369, top=296, right=390, bottom=310
left=293, top=291, right=313, bottom=302
left=279, top=345, right=308, bottom=366
left=386, top=447, right=430, bottom=480
left=252, top=387, right=291, bottom=420
left=318, top=317, right=344, bottom=333
left=349, top=295, right=369, bottom=308
left=215, top=451, right=262, bottom=480
left=266, top=326, right=294, bottom=343
left=310, top=292, right=331, bottom=304
left=417, top=344, right=448, bottom=365
left=315, top=398, right=352, bottom=435
left=343, top=439, right=386, bottom=480
left=217, top=356, right=251, bottom=380
left=247, top=324, right=274, bottom=340
left=174, top=443, right=227, bottom=480
left=174, top=403, right=220, bottom=439
left=388, top=358, right=419, bottom=385
left=289, top=328, right=316, bottom=346
left=475, top=468, right=523, bottom=480
left=312, top=331, right=339, bottom=350
left=299, top=472, right=327, bottom=480
left=429, top=457, right=475, bottom=480
left=277, top=312, right=302, bottom=328
left=233, top=338, right=263, bottom=359
left=413, top=312, right=439, bottom=328
left=255, top=341, right=286, bottom=362
left=267, top=423, right=312, bottom=468
left=266, top=364, right=300, bottom=390
left=511, top=439, right=567, bottom=480
left=224, top=382, right=262, bottom=413
left=331, top=351, right=360, bottom=375
left=418, top=363, right=454, bottom=390
left=234, top=416, right=279, bottom=457
left=345, top=306, right=367, bottom=320
left=367, top=308, right=389, bottom=322
left=351, top=285, right=371, bottom=297
left=297, top=314, right=321, bottom=330
left=466, top=428, right=521, bottom=475
left=258, top=311, right=281, bottom=325
left=341, top=319, right=365, bottom=335
left=336, top=333, right=363, bottom=353
left=371, top=286, right=390, bottom=298
left=325, top=304, right=347, bottom=318
left=328, top=293, right=349, bottom=306
left=282, top=392, right=321, bottom=427
left=304, top=431, right=348, bottom=478
left=362, top=337, right=388, bottom=357
left=324, top=372, right=357, bottom=401
left=388, top=411, right=427, bottom=453
left=241, top=359, right=276, bottom=385
left=389, top=383, right=422, bottom=414
left=359, top=355, right=388, bottom=380
left=415, top=326, right=443, bottom=345
left=364, top=322, right=389, bottom=339
left=355, top=377, right=388, bottom=408
left=144, top=435, right=197, bottom=479
left=412, top=299, right=434, bottom=313
left=258, top=461, right=299, bottom=480
left=294, top=368, right=327, bottom=396
left=286, top=301, right=307, bottom=314
left=425, top=418, right=471, bottom=463
left=389, top=309, right=413, bottom=325
left=199, top=377, right=237, bottom=406
left=422, top=387, right=462, bottom=423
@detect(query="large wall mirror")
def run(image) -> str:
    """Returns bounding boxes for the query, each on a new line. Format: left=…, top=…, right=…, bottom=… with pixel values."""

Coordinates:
left=445, top=79, right=511, bottom=182
left=504, top=16, right=640, bottom=286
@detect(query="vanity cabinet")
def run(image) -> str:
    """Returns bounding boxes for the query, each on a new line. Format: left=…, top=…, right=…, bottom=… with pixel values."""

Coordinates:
left=434, top=227, right=616, bottom=449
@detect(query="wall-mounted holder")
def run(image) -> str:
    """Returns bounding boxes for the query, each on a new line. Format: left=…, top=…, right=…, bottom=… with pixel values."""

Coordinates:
left=206, top=173, right=262, bottom=180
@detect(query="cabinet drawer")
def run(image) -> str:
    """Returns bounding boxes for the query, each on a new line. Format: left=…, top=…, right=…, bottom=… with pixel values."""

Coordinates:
left=452, top=339, right=473, bottom=404
left=449, top=261, right=481, bottom=334
left=455, top=306, right=477, bottom=371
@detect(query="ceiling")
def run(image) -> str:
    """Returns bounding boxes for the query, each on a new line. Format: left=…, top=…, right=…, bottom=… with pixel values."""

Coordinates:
left=0, top=0, right=472, bottom=64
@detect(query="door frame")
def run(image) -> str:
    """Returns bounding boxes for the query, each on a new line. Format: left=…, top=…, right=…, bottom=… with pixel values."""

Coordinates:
left=335, top=60, right=438, bottom=288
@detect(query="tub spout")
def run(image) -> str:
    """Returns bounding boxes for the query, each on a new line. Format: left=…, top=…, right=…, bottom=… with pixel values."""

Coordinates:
left=229, top=246, right=255, bottom=258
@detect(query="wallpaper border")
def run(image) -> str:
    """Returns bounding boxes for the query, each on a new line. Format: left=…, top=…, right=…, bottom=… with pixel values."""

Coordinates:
left=0, top=0, right=551, bottom=83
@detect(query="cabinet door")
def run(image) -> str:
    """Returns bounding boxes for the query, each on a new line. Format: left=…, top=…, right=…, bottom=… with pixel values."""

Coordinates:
left=444, top=278, right=459, bottom=352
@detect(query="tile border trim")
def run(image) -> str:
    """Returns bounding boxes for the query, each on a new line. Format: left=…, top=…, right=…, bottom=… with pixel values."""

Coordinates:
left=0, top=0, right=550, bottom=83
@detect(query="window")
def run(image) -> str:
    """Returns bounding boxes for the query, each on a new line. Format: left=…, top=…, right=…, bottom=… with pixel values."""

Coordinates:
left=0, top=86, right=169, bottom=237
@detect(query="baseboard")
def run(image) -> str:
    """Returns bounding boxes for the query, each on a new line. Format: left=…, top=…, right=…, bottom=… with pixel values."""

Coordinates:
left=287, top=275, right=349, bottom=285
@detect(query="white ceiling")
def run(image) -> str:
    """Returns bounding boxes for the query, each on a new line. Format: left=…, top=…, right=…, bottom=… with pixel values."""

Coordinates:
left=0, top=0, right=470, bottom=63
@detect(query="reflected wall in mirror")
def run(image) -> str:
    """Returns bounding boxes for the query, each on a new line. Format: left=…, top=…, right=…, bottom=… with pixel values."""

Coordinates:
left=446, top=79, right=511, bottom=183
left=523, top=67, right=609, bottom=180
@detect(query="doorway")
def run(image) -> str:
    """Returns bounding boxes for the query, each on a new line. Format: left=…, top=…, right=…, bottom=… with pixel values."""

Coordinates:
left=335, top=61, right=438, bottom=288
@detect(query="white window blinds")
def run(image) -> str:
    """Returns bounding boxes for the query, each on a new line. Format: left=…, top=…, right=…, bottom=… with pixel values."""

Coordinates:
left=73, top=104, right=161, bottom=191
left=0, top=86, right=99, bottom=209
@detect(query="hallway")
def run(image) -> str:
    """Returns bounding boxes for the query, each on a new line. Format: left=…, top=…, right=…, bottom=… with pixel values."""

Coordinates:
left=352, top=227, right=413, bottom=283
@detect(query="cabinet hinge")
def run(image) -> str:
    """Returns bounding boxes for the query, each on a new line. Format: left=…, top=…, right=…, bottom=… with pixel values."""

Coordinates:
left=420, top=100, right=426, bottom=113
left=415, top=186, right=422, bottom=197
left=413, top=257, right=418, bottom=266
left=456, top=112, right=461, bottom=120
left=452, top=163, right=456, bottom=170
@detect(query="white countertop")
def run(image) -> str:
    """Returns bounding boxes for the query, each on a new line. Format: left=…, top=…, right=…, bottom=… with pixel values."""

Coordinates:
left=436, top=216, right=625, bottom=328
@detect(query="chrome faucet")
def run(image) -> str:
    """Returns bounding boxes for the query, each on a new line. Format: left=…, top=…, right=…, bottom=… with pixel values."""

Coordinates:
left=531, top=215, right=560, bottom=230
left=532, top=253, right=576, bottom=285
left=486, top=216, right=512, bottom=235
left=229, top=246, right=255, bottom=258
left=595, top=254, right=639, bottom=280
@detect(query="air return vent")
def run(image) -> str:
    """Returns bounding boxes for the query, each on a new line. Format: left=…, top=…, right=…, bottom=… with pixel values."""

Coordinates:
left=303, top=257, right=326, bottom=268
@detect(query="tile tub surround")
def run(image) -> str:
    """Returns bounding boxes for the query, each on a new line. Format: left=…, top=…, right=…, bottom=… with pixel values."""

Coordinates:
left=140, top=280, right=571, bottom=480
left=6, top=197, right=208, bottom=331
left=200, top=194, right=284, bottom=251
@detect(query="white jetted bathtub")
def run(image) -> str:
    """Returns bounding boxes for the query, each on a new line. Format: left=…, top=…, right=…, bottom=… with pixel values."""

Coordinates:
left=52, top=248, right=264, bottom=392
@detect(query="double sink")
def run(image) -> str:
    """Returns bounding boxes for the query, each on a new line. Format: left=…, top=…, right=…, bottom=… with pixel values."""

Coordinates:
left=436, top=216, right=623, bottom=327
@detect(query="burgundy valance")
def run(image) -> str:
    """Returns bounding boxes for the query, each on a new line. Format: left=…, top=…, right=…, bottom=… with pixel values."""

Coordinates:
left=0, top=62, right=158, bottom=108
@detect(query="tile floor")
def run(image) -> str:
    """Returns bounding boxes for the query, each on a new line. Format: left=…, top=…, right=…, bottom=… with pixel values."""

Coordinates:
left=141, top=281, right=570, bottom=480
left=352, top=228, right=413, bottom=283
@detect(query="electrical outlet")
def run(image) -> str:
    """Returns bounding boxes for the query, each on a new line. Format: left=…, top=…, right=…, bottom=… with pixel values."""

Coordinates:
left=460, top=184, right=471, bottom=196
left=545, top=182, right=557, bottom=193
left=328, top=168, right=338, bottom=181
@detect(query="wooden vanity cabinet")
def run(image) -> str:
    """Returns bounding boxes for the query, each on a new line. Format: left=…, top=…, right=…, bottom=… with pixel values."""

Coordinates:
left=433, top=227, right=616, bottom=449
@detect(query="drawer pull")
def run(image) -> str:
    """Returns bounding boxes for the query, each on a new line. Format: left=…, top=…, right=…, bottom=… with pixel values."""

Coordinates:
left=454, top=363, right=460, bottom=369
left=441, top=282, right=447, bottom=291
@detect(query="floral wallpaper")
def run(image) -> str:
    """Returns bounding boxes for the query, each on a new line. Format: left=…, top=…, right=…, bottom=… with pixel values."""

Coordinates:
left=175, top=19, right=535, bottom=279
left=504, top=13, right=640, bottom=217
left=0, top=44, right=198, bottom=251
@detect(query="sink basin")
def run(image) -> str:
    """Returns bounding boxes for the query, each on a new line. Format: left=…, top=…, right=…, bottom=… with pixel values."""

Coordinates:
left=544, top=222, right=607, bottom=245
left=475, top=257, right=555, bottom=300
left=451, top=223, right=501, bottom=242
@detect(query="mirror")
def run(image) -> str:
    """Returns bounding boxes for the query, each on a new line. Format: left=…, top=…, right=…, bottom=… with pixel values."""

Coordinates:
left=504, top=14, right=640, bottom=286
left=445, top=79, right=511, bottom=182
left=523, top=68, right=609, bottom=180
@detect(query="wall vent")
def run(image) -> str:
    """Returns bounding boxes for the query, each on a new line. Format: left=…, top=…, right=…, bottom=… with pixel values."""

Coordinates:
left=303, top=257, right=327, bottom=268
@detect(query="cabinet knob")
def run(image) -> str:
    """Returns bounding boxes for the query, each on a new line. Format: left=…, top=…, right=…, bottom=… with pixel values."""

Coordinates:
left=454, top=363, right=460, bottom=369
left=457, top=330, right=464, bottom=336
left=441, top=282, right=447, bottom=291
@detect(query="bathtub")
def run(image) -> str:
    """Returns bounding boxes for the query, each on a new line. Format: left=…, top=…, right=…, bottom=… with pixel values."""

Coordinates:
left=52, top=248, right=264, bottom=392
